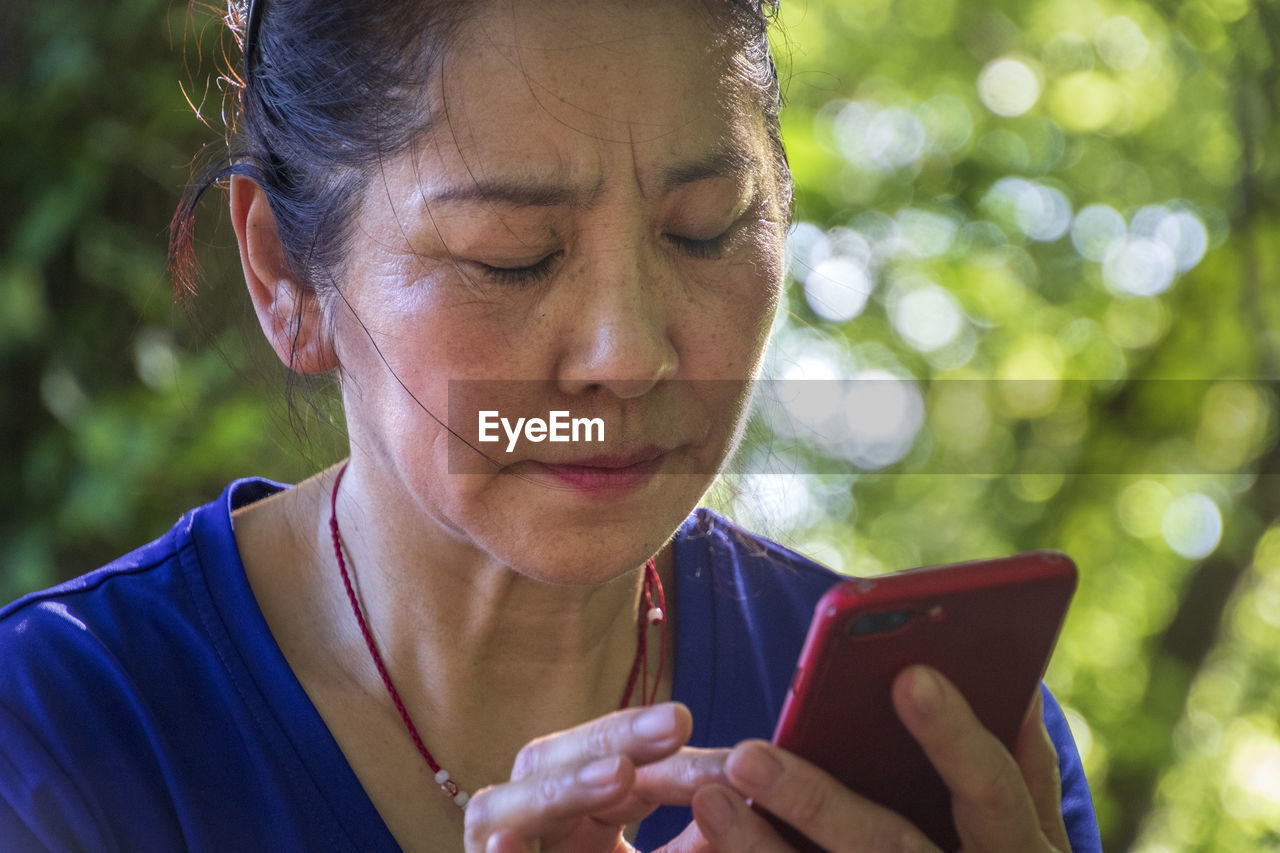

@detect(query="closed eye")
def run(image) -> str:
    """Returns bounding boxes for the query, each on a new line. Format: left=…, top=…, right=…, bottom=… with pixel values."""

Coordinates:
left=473, top=252, right=561, bottom=286
left=667, top=231, right=732, bottom=259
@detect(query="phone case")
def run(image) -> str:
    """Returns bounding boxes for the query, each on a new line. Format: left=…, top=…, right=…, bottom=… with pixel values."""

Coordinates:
left=768, top=550, right=1077, bottom=852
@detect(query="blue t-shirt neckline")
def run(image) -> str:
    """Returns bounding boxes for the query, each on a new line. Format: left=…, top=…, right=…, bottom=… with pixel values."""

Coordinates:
left=187, top=477, right=717, bottom=848
left=184, top=477, right=399, bottom=848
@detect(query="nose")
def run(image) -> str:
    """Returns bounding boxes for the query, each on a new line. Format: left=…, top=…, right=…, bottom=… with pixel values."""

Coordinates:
left=554, top=245, right=679, bottom=400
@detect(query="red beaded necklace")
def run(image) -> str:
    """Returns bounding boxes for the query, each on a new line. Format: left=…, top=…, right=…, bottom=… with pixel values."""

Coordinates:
left=327, top=462, right=667, bottom=810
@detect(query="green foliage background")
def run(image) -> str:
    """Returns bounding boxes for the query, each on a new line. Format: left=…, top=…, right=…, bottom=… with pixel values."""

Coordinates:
left=3, top=0, right=1280, bottom=849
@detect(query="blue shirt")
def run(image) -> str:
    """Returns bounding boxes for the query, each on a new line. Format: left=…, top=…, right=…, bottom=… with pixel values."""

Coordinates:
left=0, top=479, right=1101, bottom=851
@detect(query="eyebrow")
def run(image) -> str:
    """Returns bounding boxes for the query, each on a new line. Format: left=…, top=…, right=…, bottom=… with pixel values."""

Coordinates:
left=421, top=147, right=764, bottom=210
left=654, top=146, right=763, bottom=194
left=423, top=174, right=602, bottom=209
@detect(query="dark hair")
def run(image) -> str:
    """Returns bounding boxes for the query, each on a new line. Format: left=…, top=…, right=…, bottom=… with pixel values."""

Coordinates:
left=169, top=0, right=791, bottom=345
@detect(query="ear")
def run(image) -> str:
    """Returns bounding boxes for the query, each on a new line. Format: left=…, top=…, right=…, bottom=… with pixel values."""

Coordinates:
left=230, top=175, right=337, bottom=374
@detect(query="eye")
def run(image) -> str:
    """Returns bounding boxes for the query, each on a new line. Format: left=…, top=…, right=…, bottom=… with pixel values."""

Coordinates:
left=667, top=230, right=732, bottom=260
left=473, top=252, right=561, bottom=286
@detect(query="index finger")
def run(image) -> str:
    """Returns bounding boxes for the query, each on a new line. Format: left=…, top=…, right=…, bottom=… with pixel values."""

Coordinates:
left=892, top=666, right=1055, bottom=851
left=509, top=702, right=692, bottom=781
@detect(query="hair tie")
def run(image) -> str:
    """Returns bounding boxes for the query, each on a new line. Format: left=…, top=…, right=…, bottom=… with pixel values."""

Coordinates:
left=241, top=0, right=266, bottom=82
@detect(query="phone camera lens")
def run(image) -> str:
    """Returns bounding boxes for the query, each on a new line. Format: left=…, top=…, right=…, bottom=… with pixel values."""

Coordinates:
left=849, top=609, right=914, bottom=636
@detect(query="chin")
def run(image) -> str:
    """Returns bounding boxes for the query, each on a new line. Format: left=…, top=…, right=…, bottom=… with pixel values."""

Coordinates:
left=483, top=519, right=668, bottom=588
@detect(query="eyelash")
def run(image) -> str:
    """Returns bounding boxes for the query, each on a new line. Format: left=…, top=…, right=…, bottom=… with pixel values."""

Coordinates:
left=669, top=231, right=732, bottom=259
left=472, top=220, right=746, bottom=285
left=475, top=253, right=560, bottom=286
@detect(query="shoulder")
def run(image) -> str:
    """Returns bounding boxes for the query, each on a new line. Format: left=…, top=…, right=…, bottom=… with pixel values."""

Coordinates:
left=0, top=477, right=293, bottom=848
left=0, top=478, right=278, bottom=719
left=0, top=477, right=285, bottom=661
left=0, top=499, right=201, bottom=847
left=0, top=511, right=194, bottom=667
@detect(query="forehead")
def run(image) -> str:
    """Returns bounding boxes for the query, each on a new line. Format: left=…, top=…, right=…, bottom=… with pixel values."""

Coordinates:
left=407, top=0, right=767, bottom=193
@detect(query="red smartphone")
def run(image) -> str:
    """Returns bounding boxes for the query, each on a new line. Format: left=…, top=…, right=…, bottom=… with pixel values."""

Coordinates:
left=767, top=550, right=1077, bottom=852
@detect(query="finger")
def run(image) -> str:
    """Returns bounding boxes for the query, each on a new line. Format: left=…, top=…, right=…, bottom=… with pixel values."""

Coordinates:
left=1014, top=688, right=1070, bottom=851
left=591, top=747, right=729, bottom=825
left=510, top=703, right=692, bottom=781
left=690, top=784, right=791, bottom=853
left=723, top=741, right=941, bottom=853
left=892, top=666, right=1049, bottom=851
left=463, top=754, right=634, bottom=850
left=634, top=747, right=729, bottom=801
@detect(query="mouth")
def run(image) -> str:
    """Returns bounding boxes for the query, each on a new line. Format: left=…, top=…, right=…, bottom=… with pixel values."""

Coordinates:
left=531, top=445, right=669, bottom=494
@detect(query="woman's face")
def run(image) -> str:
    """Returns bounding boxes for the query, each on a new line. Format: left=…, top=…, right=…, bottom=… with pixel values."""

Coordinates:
left=330, top=0, right=786, bottom=582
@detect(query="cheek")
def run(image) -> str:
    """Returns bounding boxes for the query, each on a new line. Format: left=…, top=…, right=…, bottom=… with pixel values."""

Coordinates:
left=680, top=247, right=784, bottom=376
left=336, top=266, right=521, bottom=390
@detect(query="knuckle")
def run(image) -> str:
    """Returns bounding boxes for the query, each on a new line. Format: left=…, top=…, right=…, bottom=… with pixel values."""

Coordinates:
left=682, top=754, right=715, bottom=786
left=668, top=753, right=708, bottom=788
left=536, top=771, right=564, bottom=807
left=586, top=719, right=616, bottom=757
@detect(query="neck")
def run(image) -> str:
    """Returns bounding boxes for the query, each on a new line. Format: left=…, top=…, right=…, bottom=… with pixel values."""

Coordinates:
left=317, top=460, right=673, bottom=787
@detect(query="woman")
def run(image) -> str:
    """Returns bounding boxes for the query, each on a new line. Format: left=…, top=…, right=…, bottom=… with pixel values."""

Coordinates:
left=0, top=0, right=1100, bottom=850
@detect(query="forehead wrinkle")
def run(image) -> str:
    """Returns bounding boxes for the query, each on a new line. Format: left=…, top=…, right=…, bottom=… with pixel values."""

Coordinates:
left=421, top=36, right=607, bottom=216
left=469, top=5, right=666, bottom=147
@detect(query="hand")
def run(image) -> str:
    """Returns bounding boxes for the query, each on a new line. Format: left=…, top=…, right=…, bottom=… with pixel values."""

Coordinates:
left=689, top=666, right=1073, bottom=852
left=464, top=702, right=727, bottom=853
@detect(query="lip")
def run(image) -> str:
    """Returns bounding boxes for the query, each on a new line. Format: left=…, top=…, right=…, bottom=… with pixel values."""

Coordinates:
left=533, top=445, right=669, bottom=494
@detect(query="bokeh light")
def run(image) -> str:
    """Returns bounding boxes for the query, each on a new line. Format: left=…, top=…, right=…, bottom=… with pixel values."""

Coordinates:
left=1131, top=205, right=1209, bottom=273
left=833, top=371, right=925, bottom=469
left=1103, top=237, right=1177, bottom=296
left=1162, top=493, right=1224, bottom=559
left=1095, top=17, right=1151, bottom=72
left=804, top=257, right=873, bottom=322
left=1222, top=727, right=1280, bottom=822
left=894, top=208, right=959, bottom=259
left=978, top=57, right=1042, bottom=118
left=890, top=279, right=965, bottom=352
left=834, top=101, right=927, bottom=172
left=1070, top=204, right=1127, bottom=263
left=982, top=178, right=1073, bottom=243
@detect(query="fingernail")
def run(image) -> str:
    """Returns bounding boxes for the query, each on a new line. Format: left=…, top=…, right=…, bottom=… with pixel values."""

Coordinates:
left=730, top=742, right=783, bottom=790
left=634, top=704, right=676, bottom=739
left=909, top=667, right=943, bottom=715
left=697, top=787, right=736, bottom=836
left=486, top=832, right=521, bottom=853
left=577, top=755, right=622, bottom=786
